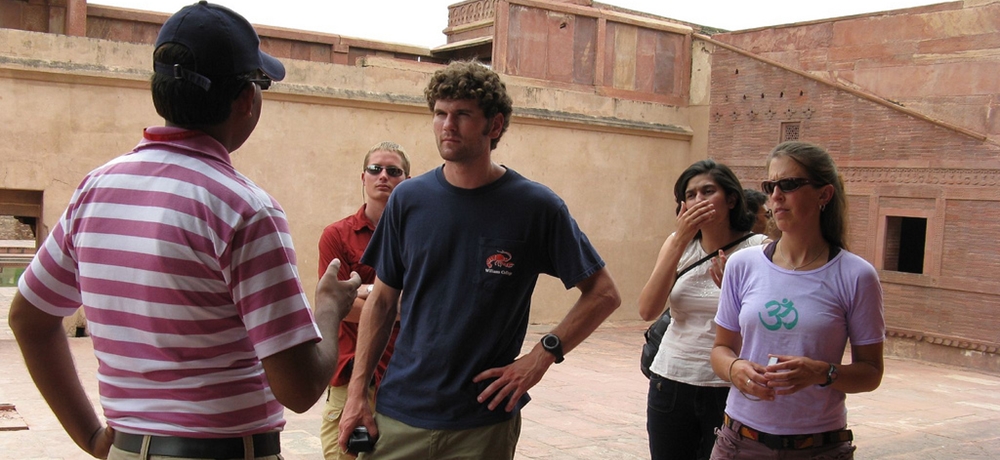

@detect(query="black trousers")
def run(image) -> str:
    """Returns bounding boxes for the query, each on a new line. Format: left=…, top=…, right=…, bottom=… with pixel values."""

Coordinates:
left=647, top=374, right=729, bottom=460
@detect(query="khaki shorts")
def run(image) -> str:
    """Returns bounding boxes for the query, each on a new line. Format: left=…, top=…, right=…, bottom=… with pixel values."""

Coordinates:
left=358, top=412, right=521, bottom=460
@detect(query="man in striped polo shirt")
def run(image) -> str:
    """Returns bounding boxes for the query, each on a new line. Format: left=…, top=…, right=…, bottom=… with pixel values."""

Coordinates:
left=8, top=3, right=359, bottom=459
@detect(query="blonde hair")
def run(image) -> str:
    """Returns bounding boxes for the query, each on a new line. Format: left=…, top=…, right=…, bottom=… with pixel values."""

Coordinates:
left=363, top=141, right=410, bottom=175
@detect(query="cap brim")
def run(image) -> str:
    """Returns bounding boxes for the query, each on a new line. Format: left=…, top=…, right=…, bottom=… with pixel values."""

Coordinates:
left=260, top=51, right=285, bottom=81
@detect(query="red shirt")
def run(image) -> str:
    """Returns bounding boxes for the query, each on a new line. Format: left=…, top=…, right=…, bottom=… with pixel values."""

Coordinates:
left=318, top=205, right=399, bottom=387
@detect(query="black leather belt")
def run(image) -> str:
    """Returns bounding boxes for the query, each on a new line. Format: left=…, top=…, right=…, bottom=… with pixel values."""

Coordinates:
left=723, top=414, right=852, bottom=450
left=113, top=431, right=280, bottom=458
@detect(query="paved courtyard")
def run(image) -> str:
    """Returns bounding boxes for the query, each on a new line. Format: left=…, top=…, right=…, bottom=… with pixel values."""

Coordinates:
left=1, top=287, right=999, bottom=459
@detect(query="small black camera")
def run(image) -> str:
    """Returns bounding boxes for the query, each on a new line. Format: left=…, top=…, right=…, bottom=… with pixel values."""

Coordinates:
left=347, top=426, right=375, bottom=454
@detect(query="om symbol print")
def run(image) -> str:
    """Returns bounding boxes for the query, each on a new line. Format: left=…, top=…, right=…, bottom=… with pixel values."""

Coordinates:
left=759, top=298, right=798, bottom=331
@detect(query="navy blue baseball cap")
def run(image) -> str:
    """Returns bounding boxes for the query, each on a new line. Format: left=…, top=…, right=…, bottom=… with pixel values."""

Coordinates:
left=154, top=1, right=285, bottom=91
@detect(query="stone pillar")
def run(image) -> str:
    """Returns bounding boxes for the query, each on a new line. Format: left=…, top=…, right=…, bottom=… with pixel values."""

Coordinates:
left=65, top=0, right=87, bottom=36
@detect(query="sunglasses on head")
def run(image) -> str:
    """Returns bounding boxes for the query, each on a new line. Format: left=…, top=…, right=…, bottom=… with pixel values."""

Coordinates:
left=247, top=71, right=272, bottom=91
left=761, top=177, right=815, bottom=195
left=248, top=77, right=271, bottom=91
left=365, top=164, right=405, bottom=178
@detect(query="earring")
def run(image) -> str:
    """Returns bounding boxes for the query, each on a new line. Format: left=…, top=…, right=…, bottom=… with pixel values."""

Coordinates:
left=820, top=203, right=826, bottom=212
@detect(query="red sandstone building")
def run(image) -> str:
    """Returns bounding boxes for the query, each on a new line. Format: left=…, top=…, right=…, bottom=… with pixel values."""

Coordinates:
left=705, top=3, right=1000, bottom=372
left=1, top=0, right=998, bottom=372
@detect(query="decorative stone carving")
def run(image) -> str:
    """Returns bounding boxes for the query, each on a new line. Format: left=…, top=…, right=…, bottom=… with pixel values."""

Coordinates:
left=843, top=168, right=1000, bottom=186
left=734, top=166, right=999, bottom=188
left=448, top=0, right=498, bottom=28
left=886, top=329, right=999, bottom=354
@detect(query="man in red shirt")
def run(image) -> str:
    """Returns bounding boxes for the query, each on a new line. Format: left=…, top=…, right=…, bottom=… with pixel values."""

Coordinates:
left=318, top=142, right=410, bottom=459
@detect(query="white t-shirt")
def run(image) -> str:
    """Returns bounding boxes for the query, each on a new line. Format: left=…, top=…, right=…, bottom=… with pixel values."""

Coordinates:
left=649, top=233, right=766, bottom=386
left=715, top=245, right=884, bottom=435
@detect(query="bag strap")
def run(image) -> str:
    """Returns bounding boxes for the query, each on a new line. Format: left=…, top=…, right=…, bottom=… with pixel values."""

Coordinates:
left=675, top=233, right=755, bottom=280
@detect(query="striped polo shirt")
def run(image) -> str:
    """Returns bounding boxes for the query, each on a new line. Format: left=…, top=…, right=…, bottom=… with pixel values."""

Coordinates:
left=18, top=126, right=321, bottom=437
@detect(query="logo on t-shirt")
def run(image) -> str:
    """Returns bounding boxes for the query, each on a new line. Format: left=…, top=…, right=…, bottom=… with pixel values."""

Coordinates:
left=485, top=250, right=514, bottom=276
left=759, top=298, right=798, bottom=330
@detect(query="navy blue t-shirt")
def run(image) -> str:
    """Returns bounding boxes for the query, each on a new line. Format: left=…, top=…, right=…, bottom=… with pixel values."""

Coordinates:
left=361, top=165, right=604, bottom=430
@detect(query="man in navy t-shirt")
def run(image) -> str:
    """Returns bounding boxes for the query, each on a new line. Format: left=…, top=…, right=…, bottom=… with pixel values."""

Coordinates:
left=337, top=61, right=622, bottom=459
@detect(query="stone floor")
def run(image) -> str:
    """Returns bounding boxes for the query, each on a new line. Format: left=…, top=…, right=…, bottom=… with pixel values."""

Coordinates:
left=1, top=286, right=999, bottom=459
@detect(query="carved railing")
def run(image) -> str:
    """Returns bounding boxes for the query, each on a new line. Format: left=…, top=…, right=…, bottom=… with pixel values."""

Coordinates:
left=448, top=0, right=498, bottom=27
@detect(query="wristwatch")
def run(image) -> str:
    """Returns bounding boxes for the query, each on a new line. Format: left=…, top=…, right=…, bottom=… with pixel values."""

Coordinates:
left=540, top=333, right=564, bottom=364
left=819, top=363, right=839, bottom=387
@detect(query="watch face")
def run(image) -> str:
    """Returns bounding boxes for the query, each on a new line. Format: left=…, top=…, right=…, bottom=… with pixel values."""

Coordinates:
left=541, top=334, right=564, bottom=363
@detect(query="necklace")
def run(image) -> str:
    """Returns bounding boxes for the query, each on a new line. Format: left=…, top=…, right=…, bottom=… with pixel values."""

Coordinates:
left=777, top=244, right=826, bottom=270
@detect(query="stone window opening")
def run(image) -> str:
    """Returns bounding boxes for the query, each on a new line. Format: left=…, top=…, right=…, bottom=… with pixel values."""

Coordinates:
left=884, top=216, right=927, bottom=274
left=0, top=189, right=42, bottom=287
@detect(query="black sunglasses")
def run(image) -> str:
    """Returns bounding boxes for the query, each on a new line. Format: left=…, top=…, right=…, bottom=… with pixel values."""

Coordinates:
left=365, top=164, right=405, bottom=178
left=761, top=177, right=815, bottom=195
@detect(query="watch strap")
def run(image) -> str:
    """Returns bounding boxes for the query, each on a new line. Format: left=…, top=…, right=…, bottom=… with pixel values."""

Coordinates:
left=819, top=363, right=838, bottom=387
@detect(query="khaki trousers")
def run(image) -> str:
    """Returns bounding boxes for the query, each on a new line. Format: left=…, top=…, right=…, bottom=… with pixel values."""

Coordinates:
left=321, top=384, right=377, bottom=460
left=358, top=412, right=521, bottom=460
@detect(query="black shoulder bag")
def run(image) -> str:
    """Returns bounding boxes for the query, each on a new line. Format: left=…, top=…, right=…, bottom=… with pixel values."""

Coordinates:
left=640, top=233, right=755, bottom=378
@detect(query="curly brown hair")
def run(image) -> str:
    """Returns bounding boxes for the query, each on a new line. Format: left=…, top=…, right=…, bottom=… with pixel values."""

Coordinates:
left=424, top=60, right=513, bottom=150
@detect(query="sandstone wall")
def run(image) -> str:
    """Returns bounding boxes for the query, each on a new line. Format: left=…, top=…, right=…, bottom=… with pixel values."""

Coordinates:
left=0, top=27, right=705, bottom=323
left=706, top=5, right=1000, bottom=370
left=712, top=0, right=1000, bottom=142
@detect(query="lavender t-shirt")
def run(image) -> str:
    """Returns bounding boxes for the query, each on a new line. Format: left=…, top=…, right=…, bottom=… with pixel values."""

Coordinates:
left=715, top=245, right=884, bottom=435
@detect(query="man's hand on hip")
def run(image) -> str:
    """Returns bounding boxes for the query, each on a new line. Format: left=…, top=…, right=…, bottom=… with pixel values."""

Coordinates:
left=473, top=345, right=553, bottom=412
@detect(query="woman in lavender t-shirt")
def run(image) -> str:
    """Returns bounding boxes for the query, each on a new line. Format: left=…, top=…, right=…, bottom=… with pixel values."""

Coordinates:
left=709, top=141, right=885, bottom=459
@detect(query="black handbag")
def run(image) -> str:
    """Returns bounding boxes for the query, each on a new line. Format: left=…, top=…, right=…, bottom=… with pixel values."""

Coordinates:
left=640, top=309, right=671, bottom=378
left=640, top=233, right=755, bottom=379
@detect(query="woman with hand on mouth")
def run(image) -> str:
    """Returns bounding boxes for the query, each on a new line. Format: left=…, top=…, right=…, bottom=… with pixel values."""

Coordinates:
left=639, top=159, right=764, bottom=460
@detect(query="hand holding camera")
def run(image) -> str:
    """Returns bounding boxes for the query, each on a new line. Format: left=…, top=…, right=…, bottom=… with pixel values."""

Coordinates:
left=347, top=426, right=375, bottom=454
